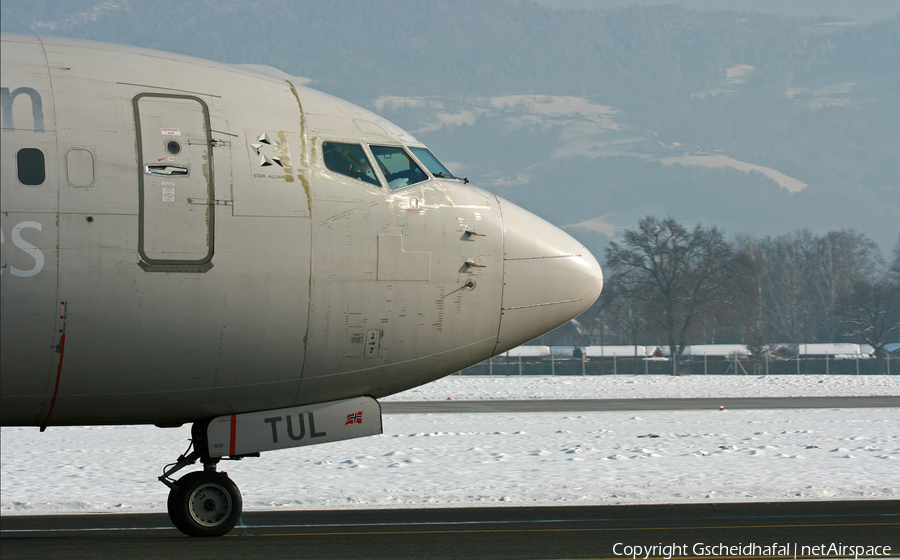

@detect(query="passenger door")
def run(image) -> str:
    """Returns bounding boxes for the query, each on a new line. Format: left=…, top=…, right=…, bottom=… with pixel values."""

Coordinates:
left=135, top=94, right=214, bottom=270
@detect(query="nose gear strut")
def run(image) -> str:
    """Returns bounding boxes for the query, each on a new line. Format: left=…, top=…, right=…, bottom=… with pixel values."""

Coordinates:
left=159, top=421, right=254, bottom=537
left=157, top=398, right=381, bottom=536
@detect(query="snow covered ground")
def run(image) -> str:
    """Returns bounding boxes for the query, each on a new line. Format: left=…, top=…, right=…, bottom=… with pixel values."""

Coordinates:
left=383, top=373, right=900, bottom=400
left=2, top=375, right=898, bottom=515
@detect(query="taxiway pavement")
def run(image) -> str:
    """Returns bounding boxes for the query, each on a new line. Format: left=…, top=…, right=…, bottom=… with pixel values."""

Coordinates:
left=2, top=500, right=897, bottom=559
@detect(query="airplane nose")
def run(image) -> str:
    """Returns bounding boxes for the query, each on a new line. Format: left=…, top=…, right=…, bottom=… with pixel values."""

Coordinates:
left=494, top=197, right=604, bottom=354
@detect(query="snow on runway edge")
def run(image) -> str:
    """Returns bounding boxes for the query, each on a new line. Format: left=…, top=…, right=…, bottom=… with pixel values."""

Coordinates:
left=2, top=376, right=899, bottom=515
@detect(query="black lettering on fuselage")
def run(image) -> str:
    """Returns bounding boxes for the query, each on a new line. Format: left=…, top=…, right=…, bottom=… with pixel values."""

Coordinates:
left=309, top=412, right=327, bottom=438
left=264, top=412, right=326, bottom=444
left=286, top=414, right=306, bottom=441
left=1, top=87, right=45, bottom=132
left=264, top=416, right=282, bottom=443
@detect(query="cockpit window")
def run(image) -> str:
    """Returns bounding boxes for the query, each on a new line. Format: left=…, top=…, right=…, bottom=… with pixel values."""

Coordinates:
left=410, top=147, right=455, bottom=179
left=370, top=145, right=429, bottom=190
left=323, top=142, right=380, bottom=186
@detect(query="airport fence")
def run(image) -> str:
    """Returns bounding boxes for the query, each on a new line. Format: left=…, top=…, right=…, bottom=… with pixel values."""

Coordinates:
left=455, top=354, right=897, bottom=376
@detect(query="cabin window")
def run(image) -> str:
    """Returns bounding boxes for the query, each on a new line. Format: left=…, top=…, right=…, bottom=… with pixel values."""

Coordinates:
left=370, top=145, right=428, bottom=190
left=66, top=149, right=95, bottom=187
left=323, top=142, right=379, bottom=186
left=16, top=148, right=45, bottom=186
left=410, top=147, right=455, bottom=179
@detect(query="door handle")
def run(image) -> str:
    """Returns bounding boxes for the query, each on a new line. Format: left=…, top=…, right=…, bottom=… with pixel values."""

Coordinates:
left=144, top=164, right=189, bottom=177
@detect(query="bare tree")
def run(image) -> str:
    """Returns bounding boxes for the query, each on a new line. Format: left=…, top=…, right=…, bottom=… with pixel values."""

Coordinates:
left=839, top=278, right=900, bottom=358
left=889, top=233, right=900, bottom=283
left=604, top=216, right=750, bottom=372
left=809, top=230, right=884, bottom=341
left=595, top=226, right=895, bottom=355
left=752, top=231, right=818, bottom=343
left=733, top=235, right=766, bottom=353
left=749, top=229, right=885, bottom=344
left=838, top=234, right=900, bottom=357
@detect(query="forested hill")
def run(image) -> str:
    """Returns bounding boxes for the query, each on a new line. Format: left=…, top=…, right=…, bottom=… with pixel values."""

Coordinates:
left=2, top=1, right=898, bottom=254
left=4, top=2, right=897, bottom=102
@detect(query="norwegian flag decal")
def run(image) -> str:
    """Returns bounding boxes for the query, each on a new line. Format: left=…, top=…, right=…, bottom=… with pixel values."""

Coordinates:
left=345, top=411, right=363, bottom=425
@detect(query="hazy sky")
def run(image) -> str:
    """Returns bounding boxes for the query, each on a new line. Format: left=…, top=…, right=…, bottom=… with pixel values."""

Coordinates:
left=529, top=0, right=899, bottom=21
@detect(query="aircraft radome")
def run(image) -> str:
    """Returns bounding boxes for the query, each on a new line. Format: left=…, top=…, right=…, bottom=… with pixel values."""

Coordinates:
left=0, top=34, right=603, bottom=536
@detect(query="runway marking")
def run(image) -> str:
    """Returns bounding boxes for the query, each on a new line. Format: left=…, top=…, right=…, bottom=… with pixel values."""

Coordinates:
left=4, top=514, right=897, bottom=535
left=244, top=521, right=899, bottom=538
left=235, top=511, right=900, bottom=528
left=552, top=558, right=900, bottom=560
left=546, top=557, right=900, bottom=560
left=1, top=526, right=177, bottom=534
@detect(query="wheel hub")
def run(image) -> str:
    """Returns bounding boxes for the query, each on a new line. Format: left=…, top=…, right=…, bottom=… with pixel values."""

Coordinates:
left=189, top=483, right=231, bottom=526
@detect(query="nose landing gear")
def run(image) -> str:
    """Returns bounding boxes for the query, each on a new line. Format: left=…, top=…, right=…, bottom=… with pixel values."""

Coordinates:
left=166, top=469, right=242, bottom=537
left=160, top=421, right=247, bottom=537
left=158, top=398, right=383, bottom=536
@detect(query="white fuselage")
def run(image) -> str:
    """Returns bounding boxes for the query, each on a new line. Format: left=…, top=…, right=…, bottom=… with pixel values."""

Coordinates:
left=1, top=34, right=603, bottom=427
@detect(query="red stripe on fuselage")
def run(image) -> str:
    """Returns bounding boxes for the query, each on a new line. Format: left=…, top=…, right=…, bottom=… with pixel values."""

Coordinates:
left=43, top=334, right=66, bottom=429
left=230, top=414, right=237, bottom=456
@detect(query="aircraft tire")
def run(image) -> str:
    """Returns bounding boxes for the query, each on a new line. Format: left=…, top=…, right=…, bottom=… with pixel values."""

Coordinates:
left=166, top=482, right=184, bottom=530
left=168, top=471, right=243, bottom=537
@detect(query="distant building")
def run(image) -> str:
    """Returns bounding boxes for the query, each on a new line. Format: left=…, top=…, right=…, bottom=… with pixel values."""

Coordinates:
left=766, top=343, right=873, bottom=360
left=584, top=345, right=653, bottom=358
left=503, top=345, right=551, bottom=358
left=684, top=345, right=750, bottom=358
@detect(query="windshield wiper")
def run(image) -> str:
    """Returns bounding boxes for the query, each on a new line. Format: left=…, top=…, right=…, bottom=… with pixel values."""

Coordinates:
left=433, top=171, right=468, bottom=184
